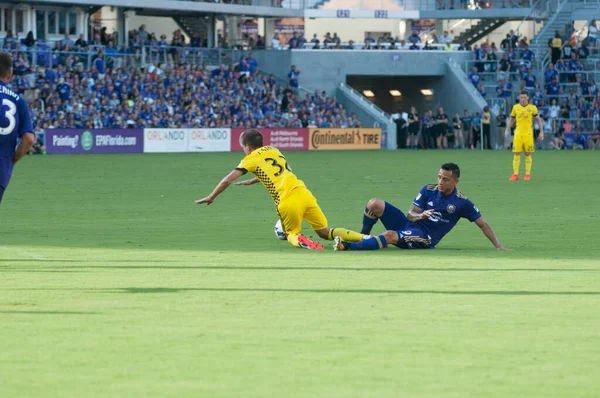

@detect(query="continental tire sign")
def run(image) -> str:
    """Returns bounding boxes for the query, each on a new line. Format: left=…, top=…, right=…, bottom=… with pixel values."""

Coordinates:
left=309, top=128, right=381, bottom=150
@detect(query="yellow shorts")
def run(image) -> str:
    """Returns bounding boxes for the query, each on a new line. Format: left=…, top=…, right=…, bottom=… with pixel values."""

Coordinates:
left=277, top=187, right=328, bottom=235
left=513, top=135, right=535, bottom=153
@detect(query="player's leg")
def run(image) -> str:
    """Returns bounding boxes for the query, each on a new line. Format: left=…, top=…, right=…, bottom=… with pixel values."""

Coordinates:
left=510, top=136, right=523, bottom=180
left=298, top=189, right=364, bottom=243
left=361, top=198, right=408, bottom=235
left=524, top=152, right=532, bottom=180
left=277, top=195, right=323, bottom=250
left=524, top=136, right=535, bottom=180
left=335, top=227, right=433, bottom=251
left=334, top=230, right=397, bottom=251
left=0, top=162, right=12, bottom=204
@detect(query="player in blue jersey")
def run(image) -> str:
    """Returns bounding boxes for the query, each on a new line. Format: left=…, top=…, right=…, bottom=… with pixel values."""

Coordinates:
left=0, top=52, right=35, bottom=204
left=334, top=163, right=508, bottom=251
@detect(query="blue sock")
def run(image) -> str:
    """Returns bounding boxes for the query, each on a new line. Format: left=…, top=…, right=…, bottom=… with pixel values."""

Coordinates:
left=361, top=207, right=378, bottom=234
left=350, top=234, right=388, bottom=250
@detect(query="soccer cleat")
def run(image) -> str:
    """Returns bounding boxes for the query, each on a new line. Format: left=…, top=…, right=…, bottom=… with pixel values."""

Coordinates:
left=297, top=234, right=324, bottom=250
left=509, top=174, right=519, bottom=181
left=524, top=174, right=531, bottom=181
left=334, top=236, right=351, bottom=251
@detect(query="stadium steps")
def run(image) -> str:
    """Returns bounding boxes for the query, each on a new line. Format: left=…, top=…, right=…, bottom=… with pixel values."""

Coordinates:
left=311, top=0, right=330, bottom=8
left=529, top=1, right=571, bottom=68
left=173, top=16, right=210, bottom=43
left=454, top=19, right=508, bottom=46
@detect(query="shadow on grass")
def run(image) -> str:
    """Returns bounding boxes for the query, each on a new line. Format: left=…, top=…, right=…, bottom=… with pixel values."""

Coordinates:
left=9, top=287, right=600, bottom=296
left=1, top=265, right=598, bottom=273
left=0, top=259, right=182, bottom=263
left=0, top=310, right=101, bottom=315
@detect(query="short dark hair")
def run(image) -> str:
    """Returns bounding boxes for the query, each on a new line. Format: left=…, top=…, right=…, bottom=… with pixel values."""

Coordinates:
left=441, top=163, right=460, bottom=178
left=520, top=89, right=529, bottom=96
left=0, top=51, right=13, bottom=79
left=240, top=129, right=264, bottom=149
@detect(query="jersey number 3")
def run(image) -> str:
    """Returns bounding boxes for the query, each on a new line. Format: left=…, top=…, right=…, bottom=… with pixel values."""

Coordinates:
left=0, top=99, right=17, bottom=136
left=265, top=156, right=292, bottom=177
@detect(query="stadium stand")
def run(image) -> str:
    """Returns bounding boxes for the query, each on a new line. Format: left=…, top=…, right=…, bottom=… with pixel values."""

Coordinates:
left=2, top=0, right=599, bottom=150
left=4, top=31, right=360, bottom=132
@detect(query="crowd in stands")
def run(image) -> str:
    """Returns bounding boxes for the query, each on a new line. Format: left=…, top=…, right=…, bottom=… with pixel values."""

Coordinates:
left=436, top=0, right=530, bottom=10
left=275, top=30, right=464, bottom=51
left=201, top=0, right=283, bottom=6
left=4, top=15, right=600, bottom=150
left=463, top=24, right=600, bottom=150
left=5, top=27, right=360, bottom=133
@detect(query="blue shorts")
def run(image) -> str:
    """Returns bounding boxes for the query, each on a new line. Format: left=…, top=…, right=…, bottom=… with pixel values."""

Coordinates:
left=0, top=157, right=14, bottom=204
left=381, top=201, right=434, bottom=249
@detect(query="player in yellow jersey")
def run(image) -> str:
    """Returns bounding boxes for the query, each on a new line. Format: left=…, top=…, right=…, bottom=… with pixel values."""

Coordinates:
left=195, top=129, right=366, bottom=250
left=505, top=90, right=544, bottom=181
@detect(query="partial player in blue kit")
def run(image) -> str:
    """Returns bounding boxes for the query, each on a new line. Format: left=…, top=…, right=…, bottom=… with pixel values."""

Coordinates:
left=0, top=51, right=35, bottom=204
left=334, top=163, right=509, bottom=251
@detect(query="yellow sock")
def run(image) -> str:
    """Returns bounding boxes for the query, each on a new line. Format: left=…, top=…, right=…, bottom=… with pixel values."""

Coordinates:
left=327, top=228, right=364, bottom=242
left=286, top=233, right=301, bottom=247
left=525, top=156, right=532, bottom=175
left=513, top=154, right=520, bottom=175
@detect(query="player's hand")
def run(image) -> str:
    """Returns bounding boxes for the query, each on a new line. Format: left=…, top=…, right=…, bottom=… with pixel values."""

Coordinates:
left=420, top=209, right=435, bottom=220
left=504, top=130, right=509, bottom=138
left=195, top=197, right=213, bottom=205
left=538, top=132, right=544, bottom=141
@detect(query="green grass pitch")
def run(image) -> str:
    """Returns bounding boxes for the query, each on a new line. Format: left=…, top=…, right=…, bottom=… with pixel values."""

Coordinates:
left=1, top=150, right=599, bottom=397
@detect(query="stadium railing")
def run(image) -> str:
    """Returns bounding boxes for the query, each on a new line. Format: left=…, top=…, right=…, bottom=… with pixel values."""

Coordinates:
left=298, top=42, right=462, bottom=50
left=6, top=46, right=252, bottom=69
left=552, top=117, right=599, bottom=133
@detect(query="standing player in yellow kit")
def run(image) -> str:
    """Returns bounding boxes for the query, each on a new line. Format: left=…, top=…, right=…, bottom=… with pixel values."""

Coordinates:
left=195, top=129, right=365, bottom=250
left=505, top=90, right=544, bottom=181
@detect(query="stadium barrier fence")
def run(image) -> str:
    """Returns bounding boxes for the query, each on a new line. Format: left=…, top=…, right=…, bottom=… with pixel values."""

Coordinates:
left=43, top=128, right=382, bottom=154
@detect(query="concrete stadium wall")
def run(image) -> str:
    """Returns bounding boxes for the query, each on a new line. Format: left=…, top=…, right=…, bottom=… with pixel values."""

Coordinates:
left=253, top=50, right=473, bottom=96
left=430, top=61, right=488, bottom=122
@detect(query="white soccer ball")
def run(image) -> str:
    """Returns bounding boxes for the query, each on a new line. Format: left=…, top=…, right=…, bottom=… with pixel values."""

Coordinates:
left=274, top=219, right=287, bottom=240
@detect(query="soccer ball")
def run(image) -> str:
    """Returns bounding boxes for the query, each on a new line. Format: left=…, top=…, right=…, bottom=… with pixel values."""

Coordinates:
left=274, top=219, right=287, bottom=240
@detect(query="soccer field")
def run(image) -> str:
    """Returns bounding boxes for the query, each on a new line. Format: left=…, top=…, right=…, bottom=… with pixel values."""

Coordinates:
left=1, top=150, right=599, bottom=398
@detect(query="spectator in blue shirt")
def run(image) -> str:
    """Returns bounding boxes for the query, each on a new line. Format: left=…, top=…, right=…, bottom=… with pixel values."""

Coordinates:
left=468, top=67, right=480, bottom=87
left=543, top=63, right=558, bottom=84
left=520, top=44, right=534, bottom=66
left=56, top=78, right=71, bottom=101
left=523, top=67, right=537, bottom=93
left=288, top=65, right=301, bottom=90
left=572, top=129, right=587, bottom=150
left=93, top=52, right=105, bottom=75
left=501, top=79, right=513, bottom=99
left=545, top=77, right=561, bottom=99
left=408, top=31, right=420, bottom=44
left=248, top=52, right=258, bottom=75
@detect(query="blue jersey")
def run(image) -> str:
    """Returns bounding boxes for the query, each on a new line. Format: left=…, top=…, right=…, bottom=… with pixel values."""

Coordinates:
left=1, top=82, right=33, bottom=158
left=0, top=81, right=33, bottom=197
left=411, top=184, right=481, bottom=246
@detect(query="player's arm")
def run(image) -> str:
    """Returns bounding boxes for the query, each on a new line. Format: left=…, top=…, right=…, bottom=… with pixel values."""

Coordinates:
left=195, top=169, right=245, bottom=205
left=474, top=217, right=509, bottom=250
left=13, top=133, right=35, bottom=165
left=504, top=116, right=515, bottom=138
left=535, top=115, right=544, bottom=140
left=234, top=177, right=259, bottom=186
left=14, top=101, right=35, bottom=165
left=407, top=204, right=434, bottom=223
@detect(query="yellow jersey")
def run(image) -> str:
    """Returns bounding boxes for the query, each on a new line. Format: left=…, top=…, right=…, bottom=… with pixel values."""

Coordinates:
left=236, top=146, right=306, bottom=205
left=511, top=103, right=538, bottom=137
